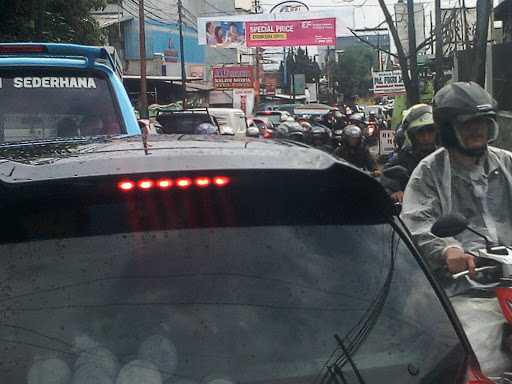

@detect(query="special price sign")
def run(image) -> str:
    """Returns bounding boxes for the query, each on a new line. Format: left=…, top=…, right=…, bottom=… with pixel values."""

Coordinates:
left=212, top=66, right=254, bottom=90
left=245, top=18, right=336, bottom=47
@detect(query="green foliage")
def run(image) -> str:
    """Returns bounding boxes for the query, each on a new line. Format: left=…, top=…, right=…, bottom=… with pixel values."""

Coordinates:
left=333, top=46, right=376, bottom=99
left=391, top=95, right=407, bottom=130
left=0, top=0, right=114, bottom=44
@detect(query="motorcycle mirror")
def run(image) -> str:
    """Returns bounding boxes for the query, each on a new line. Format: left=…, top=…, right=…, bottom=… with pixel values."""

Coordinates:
left=431, top=213, right=469, bottom=238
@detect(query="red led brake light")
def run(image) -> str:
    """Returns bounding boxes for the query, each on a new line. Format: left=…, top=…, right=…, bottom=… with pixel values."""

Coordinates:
left=138, top=179, right=154, bottom=190
left=117, top=176, right=231, bottom=191
left=0, top=45, right=48, bottom=54
left=157, top=178, right=173, bottom=189
left=176, top=178, right=193, bottom=189
left=118, top=180, right=135, bottom=191
left=213, top=176, right=230, bottom=186
left=195, top=177, right=211, bottom=187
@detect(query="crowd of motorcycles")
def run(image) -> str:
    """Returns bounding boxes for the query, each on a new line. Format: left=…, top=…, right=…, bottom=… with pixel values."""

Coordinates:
left=267, top=109, right=390, bottom=158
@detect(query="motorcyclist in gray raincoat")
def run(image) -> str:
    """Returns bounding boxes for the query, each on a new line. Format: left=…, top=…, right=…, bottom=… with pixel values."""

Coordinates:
left=401, top=82, right=512, bottom=377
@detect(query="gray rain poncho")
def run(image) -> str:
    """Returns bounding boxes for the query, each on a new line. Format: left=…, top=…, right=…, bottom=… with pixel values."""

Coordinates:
left=401, top=145, right=512, bottom=377
left=401, top=146, right=512, bottom=283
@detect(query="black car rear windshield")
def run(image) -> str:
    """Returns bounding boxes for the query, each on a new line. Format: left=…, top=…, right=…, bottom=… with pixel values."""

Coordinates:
left=0, top=172, right=465, bottom=384
left=0, top=68, right=124, bottom=142
left=157, top=112, right=217, bottom=134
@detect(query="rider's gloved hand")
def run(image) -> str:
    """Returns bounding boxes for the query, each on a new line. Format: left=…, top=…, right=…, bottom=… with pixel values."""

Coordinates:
left=444, top=246, right=476, bottom=278
left=390, top=191, right=404, bottom=203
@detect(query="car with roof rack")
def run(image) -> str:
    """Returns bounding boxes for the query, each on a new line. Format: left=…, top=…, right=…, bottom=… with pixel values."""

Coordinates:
left=0, top=43, right=140, bottom=142
left=0, top=130, right=487, bottom=384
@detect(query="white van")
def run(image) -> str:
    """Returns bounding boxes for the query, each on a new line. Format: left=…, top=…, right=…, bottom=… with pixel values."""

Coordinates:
left=207, top=108, right=248, bottom=139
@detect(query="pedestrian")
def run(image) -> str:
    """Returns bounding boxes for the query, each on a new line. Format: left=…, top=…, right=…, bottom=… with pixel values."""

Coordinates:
left=401, top=81, right=512, bottom=376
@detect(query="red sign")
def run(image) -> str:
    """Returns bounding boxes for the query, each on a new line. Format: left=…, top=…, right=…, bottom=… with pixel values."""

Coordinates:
left=245, top=18, right=336, bottom=47
left=212, top=66, right=254, bottom=90
left=264, top=73, right=279, bottom=95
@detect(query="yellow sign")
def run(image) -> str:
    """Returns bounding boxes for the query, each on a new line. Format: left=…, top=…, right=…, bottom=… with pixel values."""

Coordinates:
left=250, top=33, right=287, bottom=41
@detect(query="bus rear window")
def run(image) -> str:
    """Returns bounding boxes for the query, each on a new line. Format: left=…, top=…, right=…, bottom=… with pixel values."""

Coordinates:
left=0, top=69, right=124, bottom=142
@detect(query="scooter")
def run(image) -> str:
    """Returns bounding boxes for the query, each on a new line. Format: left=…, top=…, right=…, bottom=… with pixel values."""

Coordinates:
left=432, top=213, right=512, bottom=383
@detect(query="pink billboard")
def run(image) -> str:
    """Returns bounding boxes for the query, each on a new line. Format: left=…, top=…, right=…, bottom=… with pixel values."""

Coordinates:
left=245, top=18, right=336, bottom=48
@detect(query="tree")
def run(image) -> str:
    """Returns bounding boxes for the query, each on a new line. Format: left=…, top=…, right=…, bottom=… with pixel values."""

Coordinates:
left=0, top=0, right=114, bottom=44
left=332, top=45, right=376, bottom=99
left=279, top=48, right=321, bottom=89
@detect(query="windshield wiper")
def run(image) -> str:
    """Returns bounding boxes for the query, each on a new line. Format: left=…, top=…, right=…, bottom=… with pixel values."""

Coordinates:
left=0, top=136, right=109, bottom=149
left=320, top=335, right=365, bottom=384
left=333, top=334, right=366, bottom=384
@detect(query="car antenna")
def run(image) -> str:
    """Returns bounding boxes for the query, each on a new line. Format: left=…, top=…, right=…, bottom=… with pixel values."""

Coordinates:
left=140, top=121, right=150, bottom=155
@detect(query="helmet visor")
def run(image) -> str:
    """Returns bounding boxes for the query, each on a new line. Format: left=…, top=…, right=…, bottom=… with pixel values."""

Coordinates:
left=454, top=116, right=499, bottom=147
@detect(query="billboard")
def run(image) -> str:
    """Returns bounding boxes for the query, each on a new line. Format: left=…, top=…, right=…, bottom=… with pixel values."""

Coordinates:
left=373, top=70, right=406, bottom=96
left=205, top=21, right=245, bottom=48
left=246, top=18, right=336, bottom=47
left=212, top=66, right=254, bottom=90
left=197, top=11, right=348, bottom=48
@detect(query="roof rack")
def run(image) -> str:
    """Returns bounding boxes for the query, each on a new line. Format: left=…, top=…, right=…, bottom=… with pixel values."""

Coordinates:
left=0, top=43, right=121, bottom=78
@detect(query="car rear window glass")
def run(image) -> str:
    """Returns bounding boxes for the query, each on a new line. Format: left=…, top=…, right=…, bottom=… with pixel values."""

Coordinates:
left=0, top=68, right=124, bottom=141
left=156, top=112, right=216, bottom=134
left=0, top=172, right=465, bottom=383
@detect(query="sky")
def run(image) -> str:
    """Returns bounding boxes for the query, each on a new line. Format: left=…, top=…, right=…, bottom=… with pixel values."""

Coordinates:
left=259, top=0, right=479, bottom=30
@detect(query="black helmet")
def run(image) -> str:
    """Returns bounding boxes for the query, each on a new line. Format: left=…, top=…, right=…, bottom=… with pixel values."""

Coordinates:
left=349, top=113, right=365, bottom=124
left=433, top=82, right=498, bottom=155
left=343, top=125, right=362, bottom=145
left=311, top=125, right=331, bottom=146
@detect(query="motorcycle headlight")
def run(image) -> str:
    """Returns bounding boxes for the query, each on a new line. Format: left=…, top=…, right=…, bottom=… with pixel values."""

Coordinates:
left=335, top=130, right=344, bottom=135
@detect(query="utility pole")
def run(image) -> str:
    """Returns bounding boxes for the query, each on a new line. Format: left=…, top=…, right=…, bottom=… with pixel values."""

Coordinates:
left=138, top=0, right=148, bottom=118
left=407, top=0, right=420, bottom=104
left=461, top=0, right=469, bottom=49
left=473, top=0, right=492, bottom=87
left=253, top=0, right=261, bottom=107
left=434, top=0, right=443, bottom=91
left=178, top=0, right=187, bottom=109
left=291, top=48, right=296, bottom=102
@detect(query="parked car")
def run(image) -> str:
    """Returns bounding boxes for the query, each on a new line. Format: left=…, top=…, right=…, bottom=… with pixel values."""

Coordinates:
left=156, top=109, right=220, bottom=135
left=0, top=43, right=140, bottom=141
left=0, top=134, right=485, bottom=383
left=207, top=108, right=248, bottom=138
left=254, top=110, right=290, bottom=127
left=258, top=103, right=304, bottom=115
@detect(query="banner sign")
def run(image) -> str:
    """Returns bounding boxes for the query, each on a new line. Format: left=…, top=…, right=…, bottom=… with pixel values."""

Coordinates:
left=372, top=70, right=406, bottom=96
left=197, top=12, right=346, bottom=48
left=212, top=66, right=254, bottom=90
left=246, top=18, right=336, bottom=47
left=379, top=130, right=396, bottom=155
left=205, top=21, right=245, bottom=48
left=264, top=73, right=279, bottom=95
left=233, top=89, right=255, bottom=116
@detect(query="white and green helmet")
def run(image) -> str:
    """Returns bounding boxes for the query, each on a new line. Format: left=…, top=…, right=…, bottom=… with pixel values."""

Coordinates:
left=401, top=104, right=435, bottom=145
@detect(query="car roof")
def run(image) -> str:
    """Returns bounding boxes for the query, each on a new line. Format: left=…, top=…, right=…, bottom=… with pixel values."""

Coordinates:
left=0, top=43, right=118, bottom=76
left=0, top=136, right=350, bottom=182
